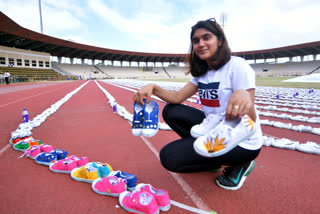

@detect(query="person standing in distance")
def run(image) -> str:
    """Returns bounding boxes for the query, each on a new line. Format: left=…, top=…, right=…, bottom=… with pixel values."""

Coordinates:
left=4, top=71, right=10, bottom=85
left=133, top=18, right=262, bottom=190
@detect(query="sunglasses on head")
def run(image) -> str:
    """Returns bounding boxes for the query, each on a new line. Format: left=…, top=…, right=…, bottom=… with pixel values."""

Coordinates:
left=206, top=17, right=216, bottom=23
left=191, top=17, right=217, bottom=31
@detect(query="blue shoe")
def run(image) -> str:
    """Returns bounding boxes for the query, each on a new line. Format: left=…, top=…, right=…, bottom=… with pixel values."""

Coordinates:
left=35, top=152, right=57, bottom=166
left=90, top=162, right=113, bottom=177
left=109, top=170, right=137, bottom=191
left=132, top=101, right=145, bottom=136
left=50, top=149, right=68, bottom=160
left=142, top=100, right=159, bottom=137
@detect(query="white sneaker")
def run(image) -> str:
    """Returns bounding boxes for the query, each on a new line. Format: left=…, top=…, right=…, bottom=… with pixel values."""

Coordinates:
left=190, top=113, right=224, bottom=138
left=296, top=141, right=320, bottom=155
left=193, top=115, right=256, bottom=158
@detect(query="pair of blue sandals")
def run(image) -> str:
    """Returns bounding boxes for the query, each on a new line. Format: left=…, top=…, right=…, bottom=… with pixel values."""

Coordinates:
left=132, top=99, right=159, bottom=137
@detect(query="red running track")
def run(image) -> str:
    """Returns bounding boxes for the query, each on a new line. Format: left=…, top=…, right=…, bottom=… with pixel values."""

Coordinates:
left=0, top=80, right=319, bottom=214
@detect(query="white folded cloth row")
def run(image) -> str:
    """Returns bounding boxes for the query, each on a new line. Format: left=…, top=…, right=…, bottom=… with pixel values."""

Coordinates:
left=255, top=100, right=320, bottom=111
left=11, top=81, right=89, bottom=139
left=256, top=91, right=320, bottom=100
left=256, top=105, right=320, bottom=116
left=109, top=80, right=320, bottom=113
left=255, top=97, right=320, bottom=109
left=262, top=136, right=320, bottom=155
left=256, top=86, right=319, bottom=94
left=258, top=111, right=320, bottom=123
left=260, top=119, right=320, bottom=135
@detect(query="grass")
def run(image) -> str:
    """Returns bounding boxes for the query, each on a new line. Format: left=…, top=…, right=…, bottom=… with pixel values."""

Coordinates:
left=146, top=76, right=320, bottom=89
left=256, top=76, right=320, bottom=89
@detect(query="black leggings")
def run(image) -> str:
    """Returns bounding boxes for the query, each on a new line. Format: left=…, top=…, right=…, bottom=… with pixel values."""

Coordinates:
left=159, top=104, right=260, bottom=173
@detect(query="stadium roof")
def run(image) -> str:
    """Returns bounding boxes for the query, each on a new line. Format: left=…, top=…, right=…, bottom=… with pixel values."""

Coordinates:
left=1, top=12, right=319, bottom=63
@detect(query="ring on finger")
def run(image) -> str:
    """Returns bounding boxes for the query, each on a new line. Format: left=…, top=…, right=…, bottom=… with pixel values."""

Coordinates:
left=233, top=105, right=239, bottom=109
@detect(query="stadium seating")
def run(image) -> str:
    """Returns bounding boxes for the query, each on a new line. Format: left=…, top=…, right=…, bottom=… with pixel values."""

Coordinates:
left=0, top=67, right=67, bottom=82
left=46, top=60, right=320, bottom=80
left=252, top=60, right=320, bottom=77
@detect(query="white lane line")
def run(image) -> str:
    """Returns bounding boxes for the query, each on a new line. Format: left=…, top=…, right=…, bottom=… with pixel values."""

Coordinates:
left=0, top=144, right=10, bottom=156
left=170, top=200, right=217, bottom=214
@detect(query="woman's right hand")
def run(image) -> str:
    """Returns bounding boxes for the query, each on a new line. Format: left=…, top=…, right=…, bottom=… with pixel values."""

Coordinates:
left=133, top=84, right=155, bottom=105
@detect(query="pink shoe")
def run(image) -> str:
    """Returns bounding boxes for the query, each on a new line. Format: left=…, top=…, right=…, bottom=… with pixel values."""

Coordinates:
left=119, top=190, right=159, bottom=214
left=135, top=184, right=171, bottom=212
left=92, top=176, right=126, bottom=197
left=20, top=145, right=41, bottom=159
left=66, top=155, right=89, bottom=167
left=49, top=159, right=78, bottom=174
left=39, top=144, right=54, bottom=153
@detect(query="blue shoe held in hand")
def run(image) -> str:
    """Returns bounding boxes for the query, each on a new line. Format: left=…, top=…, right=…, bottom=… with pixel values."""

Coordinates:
left=132, top=99, right=159, bottom=137
left=142, top=100, right=159, bottom=137
left=132, top=101, right=145, bottom=136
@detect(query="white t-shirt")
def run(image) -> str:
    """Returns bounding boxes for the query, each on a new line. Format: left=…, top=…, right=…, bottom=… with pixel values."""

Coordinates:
left=190, top=56, right=262, bottom=150
left=4, top=72, right=10, bottom=78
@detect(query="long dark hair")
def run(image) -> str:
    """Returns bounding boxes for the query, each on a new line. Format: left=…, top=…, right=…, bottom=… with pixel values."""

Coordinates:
left=186, top=19, right=231, bottom=77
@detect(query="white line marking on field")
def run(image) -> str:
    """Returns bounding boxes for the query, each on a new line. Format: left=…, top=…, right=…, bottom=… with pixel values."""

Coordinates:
left=0, top=144, right=10, bottom=156
left=170, top=200, right=216, bottom=214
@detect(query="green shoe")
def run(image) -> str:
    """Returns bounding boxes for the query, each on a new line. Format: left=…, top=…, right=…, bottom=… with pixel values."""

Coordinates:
left=14, top=141, right=30, bottom=152
left=13, top=139, right=42, bottom=152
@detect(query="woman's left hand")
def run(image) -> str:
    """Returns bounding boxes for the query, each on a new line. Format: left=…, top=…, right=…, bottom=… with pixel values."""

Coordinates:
left=225, top=89, right=253, bottom=120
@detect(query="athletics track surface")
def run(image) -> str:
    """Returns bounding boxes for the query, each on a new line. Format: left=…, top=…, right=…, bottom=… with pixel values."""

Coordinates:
left=0, top=80, right=319, bottom=214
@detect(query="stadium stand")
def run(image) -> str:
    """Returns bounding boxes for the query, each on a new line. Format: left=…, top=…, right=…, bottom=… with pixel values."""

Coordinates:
left=51, top=64, right=192, bottom=79
left=50, top=60, right=319, bottom=80
left=251, top=60, right=320, bottom=77
left=0, top=66, right=67, bottom=82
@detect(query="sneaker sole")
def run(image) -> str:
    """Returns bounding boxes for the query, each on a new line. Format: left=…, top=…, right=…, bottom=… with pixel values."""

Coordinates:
left=35, top=160, right=52, bottom=166
left=142, top=127, right=159, bottom=138
left=91, top=179, right=122, bottom=197
left=70, top=168, right=97, bottom=183
left=216, top=161, right=255, bottom=190
left=194, top=126, right=256, bottom=158
left=13, top=147, right=29, bottom=152
left=49, top=164, right=75, bottom=174
left=190, top=130, right=204, bottom=138
left=26, top=155, right=39, bottom=160
left=119, top=191, right=160, bottom=214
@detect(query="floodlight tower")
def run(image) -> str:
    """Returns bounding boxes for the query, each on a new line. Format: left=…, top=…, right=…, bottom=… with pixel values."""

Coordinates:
left=220, top=12, right=227, bottom=30
left=39, top=0, right=43, bottom=33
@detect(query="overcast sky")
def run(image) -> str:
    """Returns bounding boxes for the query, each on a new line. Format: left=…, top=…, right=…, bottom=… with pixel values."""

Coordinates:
left=1, top=0, right=320, bottom=54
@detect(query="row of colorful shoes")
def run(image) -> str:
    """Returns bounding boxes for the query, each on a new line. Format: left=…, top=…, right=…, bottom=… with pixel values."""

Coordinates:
left=132, top=99, right=159, bottom=137
left=10, top=134, right=170, bottom=214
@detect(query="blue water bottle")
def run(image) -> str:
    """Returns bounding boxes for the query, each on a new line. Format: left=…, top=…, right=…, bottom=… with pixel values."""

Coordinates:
left=22, top=109, right=29, bottom=123
left=112, top=101, right=117, bottom=113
